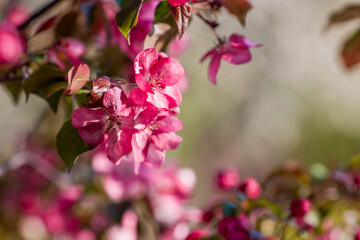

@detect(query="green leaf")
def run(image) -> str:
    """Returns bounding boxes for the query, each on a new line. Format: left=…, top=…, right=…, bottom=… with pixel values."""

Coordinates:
left=257, top=199, right=282, bottom=218
left=56, top=118, right=94, bottom=170
left=154, top=1, right=171, bottom=24
left=116, top=0, right=143, bottom=42
left=222, top=202, right=237, bottom=217
left=3, top=80, right=23, bottom=103
left=23, top=64, right=66, bottom=112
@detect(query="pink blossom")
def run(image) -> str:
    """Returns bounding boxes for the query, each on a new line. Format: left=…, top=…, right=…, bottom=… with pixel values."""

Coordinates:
left=0, top=24, right=26, bottom=65
left=355, top=230, right=360, bottom=240
left=217, top=215, right=250, bottom=240
left=169, top=33, right=191, bottom=58
left=131, top=115, right=183, bottom=169
left=107, top=210, right=138, bottom=240
left=72, top=83, right=159, bottom=164
left=134, top=48, right=184, bottom=109
left=290, top=199, right=311, bottom=218
left=119, top=1, right=159, bottom=59
left=47, top=38, right=86, bottom=70
left=238, top=177, right=261, bottom=199
left=214, top=168, right=240, bottom=190
left=168, top=0, right=190, bottom=7
left=185, top=229, right=210, bottom=240
left=152, top=164, right=196, bottom=198
left=4, top=4, right=30, bottom=26
left=201, top=34, right=260, bottom=84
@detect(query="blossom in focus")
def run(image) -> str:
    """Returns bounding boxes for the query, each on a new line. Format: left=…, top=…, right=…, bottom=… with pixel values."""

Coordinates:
left=214, top=168, right=240, bottom=190
left=72, top=83, right=158, bottom=164
left=133, top=48, right=184, bottom=109
left=238, top=177, right=261, bottom=199
left=290, top=199, right=312, bottom=218
left=0, top=24, right=26, bottom=65
left=217, top=215, right=250, bottom=240
left=201, top=34, right=260, bottom=84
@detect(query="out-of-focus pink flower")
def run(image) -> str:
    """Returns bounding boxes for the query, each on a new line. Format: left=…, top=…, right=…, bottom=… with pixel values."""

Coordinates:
left=315, top=228, right=343, bottom=240
left=290, top=199, right=311, bottom=218
left=74, top=229, right=96, bottom=240
left=153, top=164, right=196, bottom=198
left=217, top=215, right=250, bottom=240
left=169, top=33, right=191, bottom=58
left=168, top=0, right=190, bottom=7
left=151, top=194, right=184, bottom=224
left=107, top=210, right=138, bottom=240
left=215, top=168, right=240, bottom=190
left=4, top=4, right=30, bottom=26
left=201, top=34, right=260, bottom=84
left=119, top=1, right=159, bottom=59
left=133, top=48, right=184, bottom=109
left=353, top=173, right=360, bottom=187
left=355, top=230, right=360, bottom=240
left=185, top=229, right=209, bottom=240
left=47, top=38, right=86, bottom=70
left=0, top=24, right=26, bottom=65
left=238, top=178, right=261, bottom=199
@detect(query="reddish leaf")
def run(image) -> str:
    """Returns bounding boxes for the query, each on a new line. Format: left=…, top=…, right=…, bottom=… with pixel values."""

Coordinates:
left=64, top=64, right=90, bottom=95
left=35, top=16, right=58, bottom=34
left=342, top=28, right=360, bottom=69
left=170, top=3, right=191, bottom=39
left=224, top=0, right=252, bottom=26
left=327, top=5, right=360, bottom=29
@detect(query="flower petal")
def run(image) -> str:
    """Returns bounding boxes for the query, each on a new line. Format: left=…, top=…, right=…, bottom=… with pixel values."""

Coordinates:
left=105, top=129, right=132, bottom=164
left=134, top=48, right=158, bottom=92
left=143, top=144, right=165, bottom=169
left=208, top=53, right=222, bottom=84
left=151, top=132, right=182, bottom=150
left=71, top=108, right=107, bottom=146
left=150, top=56, right=184, bottom=87
left=103, top=87, right=127, bottom=115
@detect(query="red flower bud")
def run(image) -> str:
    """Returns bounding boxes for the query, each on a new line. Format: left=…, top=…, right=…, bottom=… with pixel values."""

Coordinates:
left=238, top=178, right=261, bottom=199
left=290, top=199, right=311, bottom=217
left=185, top=229, right=209, bottom=240
left=214, top=168, right=240, bottom=190
left=0, top=25, right=25, bottom=65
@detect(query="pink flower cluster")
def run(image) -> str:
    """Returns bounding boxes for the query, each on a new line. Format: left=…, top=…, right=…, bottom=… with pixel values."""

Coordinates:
left=92, top=152, right=200, bottom=240
left=72, top=48, right=184, bottom=168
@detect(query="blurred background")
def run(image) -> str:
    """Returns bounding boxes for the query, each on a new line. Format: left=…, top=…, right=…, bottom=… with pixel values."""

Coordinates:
left=1, top=0, right=360, bottom=204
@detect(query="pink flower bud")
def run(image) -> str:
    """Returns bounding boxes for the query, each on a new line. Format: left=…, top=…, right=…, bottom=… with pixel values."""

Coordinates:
left=214, top=168, right=240, bottom=190
left=290, top=199, right=311, bottom=217
left=353, top=174, right=360, bottom=187
left=355, top=230, right=360, bottom=240
left=217, top=215, right=250, bottom=240
left=0, top=25, right=25, bottom=65
left=185, top=229, right=209, bottom=240
left=238, top=178, right=261, bottom=199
